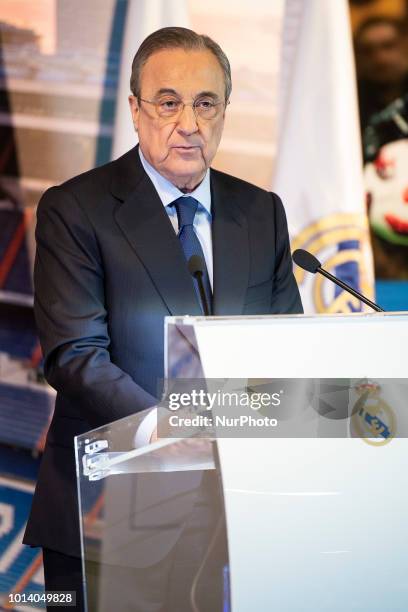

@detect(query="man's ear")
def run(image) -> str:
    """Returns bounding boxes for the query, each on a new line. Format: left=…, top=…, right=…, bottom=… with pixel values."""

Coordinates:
left=128, top=95, right=139, bottom=132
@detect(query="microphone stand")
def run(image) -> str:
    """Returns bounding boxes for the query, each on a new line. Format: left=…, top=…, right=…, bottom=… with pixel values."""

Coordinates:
left=317, top=267, right=384, bottom=312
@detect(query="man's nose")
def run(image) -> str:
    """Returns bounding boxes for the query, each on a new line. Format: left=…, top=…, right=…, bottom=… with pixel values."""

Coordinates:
left=176, top=104, right=199, bottom=134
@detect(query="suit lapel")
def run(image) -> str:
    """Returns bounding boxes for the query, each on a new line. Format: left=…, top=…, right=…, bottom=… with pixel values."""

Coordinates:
left=211, top=171, right=249, bottom=315
left=111, top=147, right=201, bottom=316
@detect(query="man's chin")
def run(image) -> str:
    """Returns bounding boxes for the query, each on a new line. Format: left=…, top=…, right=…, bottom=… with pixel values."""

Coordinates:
left=161, top=160, right=207, bottom=187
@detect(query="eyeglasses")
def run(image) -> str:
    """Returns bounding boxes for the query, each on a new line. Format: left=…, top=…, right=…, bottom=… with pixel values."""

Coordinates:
left=138, top=96, right=229, bottom=120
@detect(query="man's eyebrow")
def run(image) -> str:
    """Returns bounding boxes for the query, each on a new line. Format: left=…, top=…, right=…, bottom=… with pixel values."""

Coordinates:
left=154, top=88, right=220, bottom=100
left=195, top=91, right=220, bottom=100
left=156, top=88, right=179, bottom=96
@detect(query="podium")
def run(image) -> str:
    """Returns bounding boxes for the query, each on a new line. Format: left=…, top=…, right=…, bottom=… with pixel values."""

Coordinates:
left=75, top=312, right=408, bottom=611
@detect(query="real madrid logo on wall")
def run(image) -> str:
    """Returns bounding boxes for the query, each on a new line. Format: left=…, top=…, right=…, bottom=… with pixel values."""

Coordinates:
left=350, top=379, right=396, bottom=446
left=291, top=213, right=374, bottom=313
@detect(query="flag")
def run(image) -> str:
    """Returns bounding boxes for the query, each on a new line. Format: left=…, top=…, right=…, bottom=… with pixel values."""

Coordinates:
left=273, top=0, right=374, bottom=314
left=112, top=0, right=189, bottom=159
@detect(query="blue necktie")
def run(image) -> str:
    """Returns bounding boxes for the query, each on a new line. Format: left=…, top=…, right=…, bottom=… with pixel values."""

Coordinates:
left=173, top=196, right=212, bottom=313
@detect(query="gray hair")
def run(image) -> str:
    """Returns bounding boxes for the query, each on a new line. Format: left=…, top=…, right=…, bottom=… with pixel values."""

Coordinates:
left=130, top=26, right=232, bottom=102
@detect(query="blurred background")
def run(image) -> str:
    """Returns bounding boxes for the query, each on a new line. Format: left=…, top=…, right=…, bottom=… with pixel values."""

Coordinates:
left=0, top=0, right=407, bottom=608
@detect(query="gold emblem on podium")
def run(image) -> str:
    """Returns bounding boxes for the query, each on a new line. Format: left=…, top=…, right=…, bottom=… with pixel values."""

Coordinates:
left=291, top=213, right=373, bottom=313
left=350, top=380, right=395, bottom=446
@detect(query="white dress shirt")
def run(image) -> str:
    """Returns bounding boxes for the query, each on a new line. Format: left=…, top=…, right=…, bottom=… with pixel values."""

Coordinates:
left=134, top=147, right=213, bottom=447
left=138, top=147, right=213, bottom=288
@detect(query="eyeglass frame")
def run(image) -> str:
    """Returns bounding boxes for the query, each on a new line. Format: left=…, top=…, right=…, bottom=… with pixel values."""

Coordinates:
left=137, top=94, right=230, bottom=121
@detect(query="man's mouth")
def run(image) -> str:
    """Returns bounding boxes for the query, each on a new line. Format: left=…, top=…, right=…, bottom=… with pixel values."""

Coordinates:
left=172, top=145, right=200, bottom=150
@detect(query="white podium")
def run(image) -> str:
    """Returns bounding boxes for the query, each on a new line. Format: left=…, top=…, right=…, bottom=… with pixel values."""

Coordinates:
left=76, top=312, right=408, bottom=611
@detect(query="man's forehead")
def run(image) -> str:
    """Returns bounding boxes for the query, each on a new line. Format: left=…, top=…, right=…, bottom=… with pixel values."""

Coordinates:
left=140, top=47, right=224, bottom=95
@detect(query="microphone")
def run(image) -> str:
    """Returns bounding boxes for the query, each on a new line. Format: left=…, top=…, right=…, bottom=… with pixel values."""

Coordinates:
left=188, top=255, right=211, bottom=316
left=292, top=249, right=384, bottom=312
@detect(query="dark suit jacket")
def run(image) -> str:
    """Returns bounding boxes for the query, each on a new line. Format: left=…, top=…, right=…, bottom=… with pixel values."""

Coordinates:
left=23, top=146, right=302, bottom=557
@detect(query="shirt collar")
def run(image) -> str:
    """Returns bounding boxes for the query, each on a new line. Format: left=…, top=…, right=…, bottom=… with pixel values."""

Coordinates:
left=138, top=146, right=211, bottom=214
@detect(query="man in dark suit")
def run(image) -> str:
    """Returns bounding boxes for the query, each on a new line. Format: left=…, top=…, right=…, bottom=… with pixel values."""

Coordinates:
left=23, top=27, right=302, bottom=610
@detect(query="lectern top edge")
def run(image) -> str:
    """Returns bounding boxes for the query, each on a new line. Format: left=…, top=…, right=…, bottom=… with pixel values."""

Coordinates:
left=165, top=310, right=407, bottom=326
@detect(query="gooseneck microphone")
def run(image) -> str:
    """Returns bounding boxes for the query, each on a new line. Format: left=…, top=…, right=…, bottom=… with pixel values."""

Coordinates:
left=292, top=249, right=385, bottom=312
left=188, top=255, right=211, bottom=316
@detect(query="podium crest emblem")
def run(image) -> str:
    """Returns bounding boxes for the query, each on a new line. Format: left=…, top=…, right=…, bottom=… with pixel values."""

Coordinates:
left=350, top=379, right=396, bottom=446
